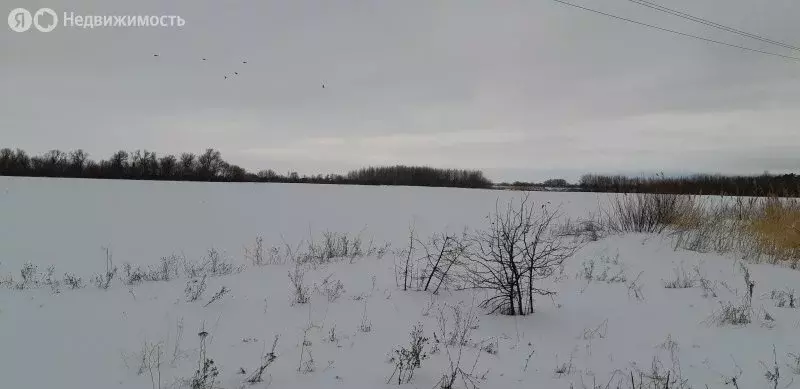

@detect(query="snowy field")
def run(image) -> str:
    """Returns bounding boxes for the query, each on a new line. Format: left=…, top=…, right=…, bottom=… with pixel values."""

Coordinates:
left=1, top=177, right=799, bottom=389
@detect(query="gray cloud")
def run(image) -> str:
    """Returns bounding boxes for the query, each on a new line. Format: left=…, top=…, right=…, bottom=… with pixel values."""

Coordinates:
left=2, top=0, right=799, bottom=182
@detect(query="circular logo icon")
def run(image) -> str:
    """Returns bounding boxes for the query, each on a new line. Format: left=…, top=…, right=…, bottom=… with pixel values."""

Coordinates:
left=33, top=8, right=57, bottom=32
left=8, top=8, right=32, bottom=32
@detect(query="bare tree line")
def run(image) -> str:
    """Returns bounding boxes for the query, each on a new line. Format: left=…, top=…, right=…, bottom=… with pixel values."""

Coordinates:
left=0, top=147, right=492, bottom=188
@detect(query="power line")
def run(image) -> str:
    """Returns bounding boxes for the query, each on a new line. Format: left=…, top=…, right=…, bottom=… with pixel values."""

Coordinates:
left=626, top=0, right=800, bottom=52
left=550, top=0, right=800, bottom=62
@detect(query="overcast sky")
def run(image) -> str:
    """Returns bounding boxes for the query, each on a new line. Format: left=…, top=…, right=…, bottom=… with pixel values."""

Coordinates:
left=2, top=0, right=799, bottom=182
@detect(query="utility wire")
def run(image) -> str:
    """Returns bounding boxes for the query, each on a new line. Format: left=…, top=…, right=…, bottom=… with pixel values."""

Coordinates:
left=626, top=0, right=800, bottom=52
left=551, top=0, right=800, bottom=62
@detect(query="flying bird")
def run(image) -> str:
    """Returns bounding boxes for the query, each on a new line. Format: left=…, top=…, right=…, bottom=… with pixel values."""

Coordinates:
left=202, top=58, right=207, bottom=61
left=242, top=61, right=247, bottom=64
left=321, top=83, right=325, bottom=89
left=234, top=72, right=238, bottom=75
left=153, top=54, right=159, bottom=57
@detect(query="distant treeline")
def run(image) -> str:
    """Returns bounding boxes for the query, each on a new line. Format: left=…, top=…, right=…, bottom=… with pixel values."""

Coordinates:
left=578, top=173, right=800, bottom=197
left=0, top=148, right=493, bottom=188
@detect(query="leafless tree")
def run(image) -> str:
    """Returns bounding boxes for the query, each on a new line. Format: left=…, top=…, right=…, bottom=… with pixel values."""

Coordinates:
left=462, top=194, right=579, bottom=315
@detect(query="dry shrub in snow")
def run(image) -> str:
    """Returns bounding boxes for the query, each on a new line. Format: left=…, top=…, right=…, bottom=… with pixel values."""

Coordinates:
left=605, top=193, right=697, bottom=234
left=183, top=248, right=239, bottom=279
left=462, top=194, right=579, bottom=315
left=578, top=254, right=626, bottom=284
left=92, top=247, right=117, bottom=290
left=558, top=216, right=606, bottom=242
left=672, top=196, right=800, bottom=267
left=396, top=228, right=466, bottom=293
left=662, top=265, right=695, bottom=289
left=184, top=276, right=207, bottom=303
left=288, top=264, right=310, bottom=305
left=15, top=262, right=39, bottom=289
left=358, top=301, right=372, bottom=333
left=387, top=323, right=429, bottom=384
left=748, top=198, right=800, bottom=265
left=708, top=263, right=755, bottom=326
left=788, top=352, right=800, bottom=375
left=315, top=275, right=345, bottom=302
left=244, top=236, right=266, bottom=266
left=418, top=232, right=467, bottom=293
left=299, top=230, right=390, bottom=265
left=63, top=272, right=85, bottom=289
left=434, top=302, right=479, bottom=350
left=708, top=299, right=752, bottom=326
left=187, top=330, right=218, bottom=389
left=121, top=256, right=181, bottom=286
left=203, top=286, right=230, bottom=307
left=245, top=335, right=279, bottom=384
left=770, top=289, right=796, bottom=308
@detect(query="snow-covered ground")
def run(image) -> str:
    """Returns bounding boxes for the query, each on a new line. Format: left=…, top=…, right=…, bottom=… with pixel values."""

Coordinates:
left=1, top=177, right=799, bottom=389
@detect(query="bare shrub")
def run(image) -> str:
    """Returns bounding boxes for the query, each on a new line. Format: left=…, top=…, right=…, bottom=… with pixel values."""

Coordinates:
left=578, top=254, right=626, bottom=284
left=244, top=236, right=266, bottom=266
left=138, top=340, right=164, bottom=389
left=605, top=193, right=695, bottom=234
left=388, top=323, right=429, bottom=384
left=288, top=265, right=310, bottom=305
left=770, top=289, right=796, bottom=308
left=462, top=194, right=580, bottom=315
left=204, top=248, right=236, bottom=276
left=558, top=216, right=607, bottom=242
left=123, top=255, right=182, bottom=285
left=203, top=286, right=230, bottom=307
left=184, top=276, right=208, bottom=303
left=398, top=225, right=416, bottom=291
left=41, top=265, right=61, bottom=293
left=315, top=275, right=345, bottom=302
left=299, top=230, right=390, bottom=265
left=626, top=271, right=646, bottom=302
left=122, top=263, right=148, bottom=285
left=92, top=247, right=117, bottom=290
left=663, top=265, right=695, bottom=289
left=15, top=262, right=39, bottom=289
left=434, top=302, right=479, bottom=349
left=245, top=335, right=279, bottom=384
left=708, top=300, right=752, bottom=326
left=437, top=335, right=485, bottom=389
left=298, top=321, right=318, bottom=374
left=580, top=319, right=608, bottom=356
left=788, top=352, right=800, bottom=375
left=358, top=301, right=372, bottom=333
left=156, top=254, right=181, bottom=281
left=183, top=249, right=238, bottom=278
left=693, top=265, right=717, bottom=298
left=554, top=352, right=575, bottom=377
left=63, top=272, right=85, bottom=289
left=418, top=232, right=467, bottom=294
left=188, top=330, right=218, bottom=389
left=760, top=345, right=790, bottom=389
left=171, top=318, right=187, bottom=366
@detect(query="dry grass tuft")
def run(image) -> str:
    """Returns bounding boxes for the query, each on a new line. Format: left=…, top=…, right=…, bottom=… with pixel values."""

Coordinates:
left=747, top=199, right=800, bottom=265
left=671, top=196, right=800, bottom=268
